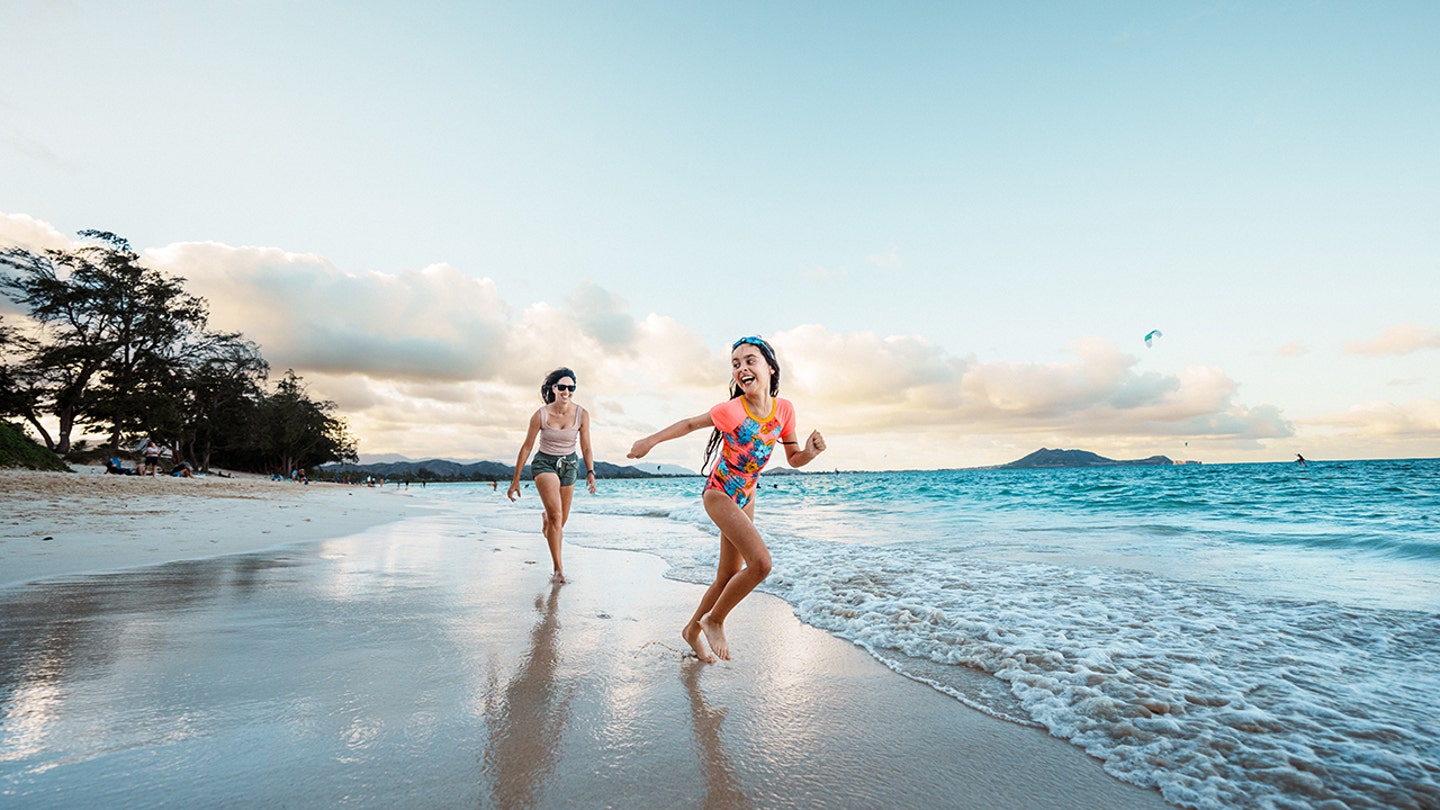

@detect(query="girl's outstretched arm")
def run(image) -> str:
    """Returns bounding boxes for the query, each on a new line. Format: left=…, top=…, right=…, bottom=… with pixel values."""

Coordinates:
left=783, top=428, right=827, bottom=468
left=628, top=413, right=712, bottom=459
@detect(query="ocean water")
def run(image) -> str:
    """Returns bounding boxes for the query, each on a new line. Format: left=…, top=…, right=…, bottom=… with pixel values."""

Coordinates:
left=432, top=459, right=1440, bottom=809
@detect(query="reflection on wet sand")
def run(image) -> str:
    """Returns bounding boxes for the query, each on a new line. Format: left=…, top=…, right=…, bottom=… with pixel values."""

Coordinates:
left=481, top=584, right=571, bottom=809
left=0, top=553, right=307, bottom=774
left=681, top=663, right=752, bottom=810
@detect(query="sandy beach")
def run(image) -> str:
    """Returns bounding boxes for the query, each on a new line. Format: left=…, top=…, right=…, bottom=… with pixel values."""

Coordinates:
left=0, top=467, right=422, bottom=589
left=1, top=469, right=1168, bottom=808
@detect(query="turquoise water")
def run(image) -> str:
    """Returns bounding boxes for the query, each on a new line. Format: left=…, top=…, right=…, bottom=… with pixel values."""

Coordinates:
left=436, top=459, right=1440, bottom=808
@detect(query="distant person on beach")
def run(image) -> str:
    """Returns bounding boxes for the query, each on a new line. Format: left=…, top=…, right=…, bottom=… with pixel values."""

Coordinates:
left=170, top=461, right=194, bottom=478
left=143, top=440, right=161, bottom=476
left=628, top=335, right=826, bottom=663
left=507, top=367, right=596, bottom=584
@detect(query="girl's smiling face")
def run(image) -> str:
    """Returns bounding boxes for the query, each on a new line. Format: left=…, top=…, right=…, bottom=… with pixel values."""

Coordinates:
left=731, top=344, right=773, bottom=397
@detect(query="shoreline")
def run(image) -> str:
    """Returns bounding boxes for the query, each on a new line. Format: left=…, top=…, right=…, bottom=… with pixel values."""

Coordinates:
left=0, top=467, right=1169, bottom=808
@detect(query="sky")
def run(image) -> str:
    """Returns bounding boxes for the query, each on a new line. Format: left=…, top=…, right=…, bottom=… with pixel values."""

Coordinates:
left=2, top=1, right=1438, bottom=471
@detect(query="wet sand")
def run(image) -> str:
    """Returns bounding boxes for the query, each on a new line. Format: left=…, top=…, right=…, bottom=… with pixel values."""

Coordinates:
left=0, top=471, right=1168, bottom=808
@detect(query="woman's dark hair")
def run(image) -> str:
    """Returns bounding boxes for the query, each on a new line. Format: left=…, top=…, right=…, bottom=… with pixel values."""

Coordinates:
left=540, top=367, right=577, bottom=404
left=702, top=337, right=781, bottom=473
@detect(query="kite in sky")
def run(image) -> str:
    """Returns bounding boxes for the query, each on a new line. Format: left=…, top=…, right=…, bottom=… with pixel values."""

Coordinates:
left=1144, top=329, right=1163, bottom=348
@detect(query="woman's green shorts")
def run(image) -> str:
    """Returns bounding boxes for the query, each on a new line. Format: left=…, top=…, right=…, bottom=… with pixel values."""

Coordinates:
left=531, top=451, right=580, bottom=487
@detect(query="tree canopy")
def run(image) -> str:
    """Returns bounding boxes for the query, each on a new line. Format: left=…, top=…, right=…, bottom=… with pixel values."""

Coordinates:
left=1, top=230, right=358, bottom=472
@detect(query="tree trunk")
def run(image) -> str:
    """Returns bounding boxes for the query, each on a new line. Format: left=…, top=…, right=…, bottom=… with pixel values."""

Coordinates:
left=54, top=409, right=76, bottom=455
left=22, top=414, right=56, bottom=451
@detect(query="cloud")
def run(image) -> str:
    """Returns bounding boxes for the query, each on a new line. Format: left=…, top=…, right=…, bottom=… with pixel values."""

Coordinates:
left=0, top=214, right=89, bottom=316
left=866, top=246, right=902, bottom=269
left=775, top=329, right=1292, bottom=445
left=1, top=215, right=1304, bottom=465
left=146, top=242, right=514, bottom=382
left=565, top=281, right=637, bottom=351
left=145, top=236, right=1293, bottom=461
left=137, top=238, right=733, bottom=460
left=0, top=212, right=74, bottom=254
left=800, top=264, right=844, bottom=281
left=1343, top=323, right=1440, bottom=356
left=1277, top=342, right=1308, bottom=357
left=1302, top=399, right=1440, bottom=441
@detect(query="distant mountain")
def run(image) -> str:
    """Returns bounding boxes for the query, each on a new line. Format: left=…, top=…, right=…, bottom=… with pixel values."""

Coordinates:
left=631, top=463, right=700, bottom=476
left=355, top=452, right=421, bottom=465
left=319, top=458, right=661, bottom=480
left=998, top=448, right=1173, bottom=470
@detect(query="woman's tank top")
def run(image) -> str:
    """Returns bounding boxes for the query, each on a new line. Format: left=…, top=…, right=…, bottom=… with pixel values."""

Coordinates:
left=536, top=406, right=582, bottom=455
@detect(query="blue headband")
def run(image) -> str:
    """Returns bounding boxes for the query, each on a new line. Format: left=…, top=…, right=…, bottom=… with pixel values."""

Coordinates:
left=732, top=335, right=769, bottom=351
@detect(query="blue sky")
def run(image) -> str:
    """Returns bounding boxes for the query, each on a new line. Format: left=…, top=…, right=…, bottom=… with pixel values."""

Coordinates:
left=3, top=1, right=1438, bottom=469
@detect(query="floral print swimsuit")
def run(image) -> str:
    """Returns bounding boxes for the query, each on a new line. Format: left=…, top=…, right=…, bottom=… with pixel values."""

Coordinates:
left=704, top=396, right=795, bottom=509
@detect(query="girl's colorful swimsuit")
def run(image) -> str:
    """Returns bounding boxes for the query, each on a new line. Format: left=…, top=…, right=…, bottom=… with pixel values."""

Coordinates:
left=705, top=396, right=795, bottom=508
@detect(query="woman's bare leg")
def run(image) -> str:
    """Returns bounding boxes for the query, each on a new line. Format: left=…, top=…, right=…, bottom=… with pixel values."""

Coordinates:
left=534, top=473, right=568, bottom=583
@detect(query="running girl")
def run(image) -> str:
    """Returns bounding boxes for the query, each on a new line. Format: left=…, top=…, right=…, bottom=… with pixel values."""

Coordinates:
left=508, top=367, right=597, bottom=584
left=628, top=336, right=826, bottom=662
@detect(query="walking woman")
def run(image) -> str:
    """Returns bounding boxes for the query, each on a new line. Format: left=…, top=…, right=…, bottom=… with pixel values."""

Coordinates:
left=508, top=367, right=596, bottom=584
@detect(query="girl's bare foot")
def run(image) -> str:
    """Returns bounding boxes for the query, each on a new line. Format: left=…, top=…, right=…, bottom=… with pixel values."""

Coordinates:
left=682, top=621, right=716, bottom=664
left=698, top=613, right=730, bottom=661
left=551, top=570, right=567, bottom=584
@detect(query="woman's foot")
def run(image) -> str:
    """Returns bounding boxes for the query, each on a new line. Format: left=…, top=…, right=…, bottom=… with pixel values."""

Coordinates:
left=682, top=621, right=716, bottom=664
left=551, top=570, right=567, bottom=585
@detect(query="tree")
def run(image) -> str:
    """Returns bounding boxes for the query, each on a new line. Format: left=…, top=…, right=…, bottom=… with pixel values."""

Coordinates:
left=122, top=330, right=271, bottom=470
left=254, top=370, right=358, bottom=475
left=0, top=231, right=211, bottom=453
left=173, top=333, right=269, bottom=471
left=0, top=316, right=33, bottom=419
left=3, top=231, right=361, bottom=473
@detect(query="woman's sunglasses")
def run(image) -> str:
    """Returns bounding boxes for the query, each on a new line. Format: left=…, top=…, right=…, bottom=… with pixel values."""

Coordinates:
left=553, top=384, right=577, bottom=392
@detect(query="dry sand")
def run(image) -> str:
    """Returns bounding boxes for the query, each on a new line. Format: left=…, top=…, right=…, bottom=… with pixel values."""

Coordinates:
left=0, top=468, right=1170, bottom=808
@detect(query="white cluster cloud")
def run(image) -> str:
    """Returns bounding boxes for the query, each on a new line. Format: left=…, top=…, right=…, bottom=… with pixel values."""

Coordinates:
left=775, top=328, right=1292, bottom=466
left=147, top=240, right=1297, bottom=464
left=1305, top=399, right=1440, bottom=440
left=0, top=212, right=70, bottom=253
left=4, top=212, right=1434, bottom=465
left=1344, top=323, right=1440, bottom=356
left=146, top=243, right=513, bottom=382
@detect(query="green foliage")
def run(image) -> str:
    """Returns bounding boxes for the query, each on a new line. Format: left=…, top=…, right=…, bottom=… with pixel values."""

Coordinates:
left=1, top=231, right=359, bottom=474
left=253, top=370, right=358, bottom=474
left=0, top=231, right=209, bottom=453
left=0, top=316, right=33, bottom=418
left=0, top=421, right=70, bottom=471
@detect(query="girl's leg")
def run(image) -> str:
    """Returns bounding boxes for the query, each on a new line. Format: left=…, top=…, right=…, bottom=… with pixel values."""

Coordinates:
left=682, top=533, right=744, bottom=663
left=534, top=473, right=568, bottom=583
left=694, top=490, right=771, bottom=661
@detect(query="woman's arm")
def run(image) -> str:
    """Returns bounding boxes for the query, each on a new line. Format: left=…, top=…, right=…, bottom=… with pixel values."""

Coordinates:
left=579, top=407, right=597, bottom=494
left=507, top=410, right=543, bottom=501
left=628, top=413, right=713, bottom=460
